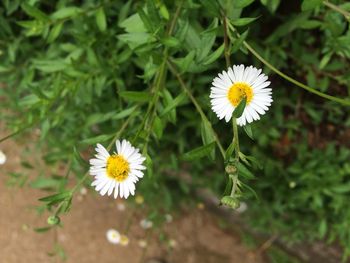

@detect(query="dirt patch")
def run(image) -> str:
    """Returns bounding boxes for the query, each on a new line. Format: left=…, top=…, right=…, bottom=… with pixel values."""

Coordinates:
left=0, top=127, right=263, bottom=263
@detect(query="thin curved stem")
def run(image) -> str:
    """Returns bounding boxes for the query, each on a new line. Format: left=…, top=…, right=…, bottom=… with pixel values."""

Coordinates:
left=0, top=124, right=32, bottom=143
left=133, top=2, right=183, bottom=144
left=245, top=41, right=350, bottom=105
left=232, top=118, right=240, bottom=160
left=227, top=22, right=350, bottom=106
left=323, top=1, right=350, bottom=20
left=223, top=15, right=241, bottom=162
left=167, top=61, right=226, bottom=158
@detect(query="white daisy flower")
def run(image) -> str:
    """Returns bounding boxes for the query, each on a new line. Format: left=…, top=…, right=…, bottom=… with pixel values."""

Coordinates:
left=210, top=64, right=272, bottom=126
left=89, top=139, right=146, bottom=199
left=106, top=229, right=121, bottom=244
left=0, top=150, right=6, bottom=165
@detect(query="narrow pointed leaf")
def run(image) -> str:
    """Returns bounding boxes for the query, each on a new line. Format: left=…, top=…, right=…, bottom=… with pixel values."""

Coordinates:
left=233, top=97, right=246, bottom=118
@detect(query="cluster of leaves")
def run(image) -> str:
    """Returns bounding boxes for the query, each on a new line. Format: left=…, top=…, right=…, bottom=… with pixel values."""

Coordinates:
left=1, top=0, right=350, bottom=259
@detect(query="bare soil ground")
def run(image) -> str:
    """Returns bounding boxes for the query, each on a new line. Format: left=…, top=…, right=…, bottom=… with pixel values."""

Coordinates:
left=0, top=127, right=264, bottom=263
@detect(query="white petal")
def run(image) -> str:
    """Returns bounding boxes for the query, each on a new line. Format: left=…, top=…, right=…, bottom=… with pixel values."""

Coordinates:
left=96, top=179, right=109, bottom=191
left=108, top=181, right=116, bottom=196
left=95, top=144, right=110, bottom=159
left=100, top=180, right=113, bottom=196
left=123, top=183, right=130, bottom=199
left=120, top=183, right=124, bottom=198
left=114, top=183, right=119, bottom=199
left=227, top=67, right=236, bottom=83
left=116, top=140, right=121, bottom=154
left=132, top=169, right=144, bottom=178
left=89, top=158, right=106, bottom=166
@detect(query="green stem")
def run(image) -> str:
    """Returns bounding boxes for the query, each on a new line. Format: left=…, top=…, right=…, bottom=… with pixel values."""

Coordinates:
left=232, top=118, right=240, bottom=160
left=323, top=1, right=350, bottom=20
left=227, top=22, right=350, bottom=106
left=133, top=2, right=182, bottom=143
left=230, top=174, right=238, bottom=197
left=223, top=14, right=241, bottom=162
left=0, top=124, right=32, bottom=143
left=167, top=61, right=226, bottom=158
left=223, top=16, right=231, bottom=67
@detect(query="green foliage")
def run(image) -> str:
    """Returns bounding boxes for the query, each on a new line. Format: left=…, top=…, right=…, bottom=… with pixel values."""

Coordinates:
left=1, top=0, right=350, bottom=259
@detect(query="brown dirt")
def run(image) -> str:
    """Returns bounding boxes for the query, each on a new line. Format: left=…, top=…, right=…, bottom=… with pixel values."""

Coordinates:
left=0, top=127, right=264, bottom=263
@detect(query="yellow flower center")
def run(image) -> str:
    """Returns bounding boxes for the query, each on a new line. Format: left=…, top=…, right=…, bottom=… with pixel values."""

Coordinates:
left=106, top=155, right=130, bottom=182
left=227, top=82, right=253, bottom=106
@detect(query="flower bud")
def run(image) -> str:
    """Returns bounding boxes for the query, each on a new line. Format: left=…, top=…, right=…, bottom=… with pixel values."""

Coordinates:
left=225, top=165, right=237, bottom=174
left=47, top=215, right=60, bottom=225
left=220, top=196, right=240, bottom=209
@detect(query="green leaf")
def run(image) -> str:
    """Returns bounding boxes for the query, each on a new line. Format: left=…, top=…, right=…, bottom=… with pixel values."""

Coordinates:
left=231, top=29, right=249, bottom=53
left=80, top=133, right=115, bottom=146
left=153, top=116, right=164, bottom=139
left=197, top=19, right=218, bottom=62
left=21, top=3, right=49, bottom=21
left=137, top=7, right=153, bottom=32
left=237, top=162, right=255, bottom=179
left=73, top=146, right=88, bottom=167
left=319, top=52, right=333, bottom=69
left=243, top=124, right=254, bottom=140
left=95, top=7, right=107, bottom=32
left=160, top=92, right=187, bottom=117
left=146, top=0, right=161, bottom=26
left=232, top=97, right=246, bottom=118
left=330, top=183, right=350, bottom=194
left=182, top=142, right=216, bottom=161
left=201, top=120, right=216, bottom=160
left=162, top=90, right=177, bottom=123
left=119, top=91, right=150, bottom=102
left=112, top=106, right=139, bottom=120
left=51, top=7, right=81, bottom=20
left=235, top=0, right=255, bottom=8
left=200, top=0, right=220, bottom=16
left=119, top=13, right=146, bottom=33
left=33, top=59, right=67, bottom=73
left=260, top=0, right=281, bottom=13
left=241, top=154, right=263, bottom=169
left=159, top=3, right=170, bottom=20
left=240, top=181, right=259, bottom=200
left=161, top=37, right=181, bottom=48
left=47, top=22, right=63, bottom=43
left=301, top=0, right=322, bottom=11
left=319, top=219, right=327, bottom=238
left=231, top=17, right=258, bottom=27
left=39, top=191, right=72, bottom=203
left=202, top=43, right=224, bottom=65
left=30, top=178, right=61, bottom=189
left=172, top=51, right=196, bottom=73
left=223, top=174, right=233, bottom=196
left=34, top=227, right=52, bottom=233
left=145, top=153, right=153, bottom=177
left=225, top=142, right=235, bottom=161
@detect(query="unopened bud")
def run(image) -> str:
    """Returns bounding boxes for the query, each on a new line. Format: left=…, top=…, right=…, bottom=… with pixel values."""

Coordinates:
left=220, top=196, right=240, bottom=209
left=225, top=165, right=237, bottom=174
left=47, top=215, right=60, bottom=225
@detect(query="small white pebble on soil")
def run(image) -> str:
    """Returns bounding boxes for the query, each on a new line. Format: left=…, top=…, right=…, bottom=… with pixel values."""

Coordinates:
left=0, top=150, right=6, bottom=165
